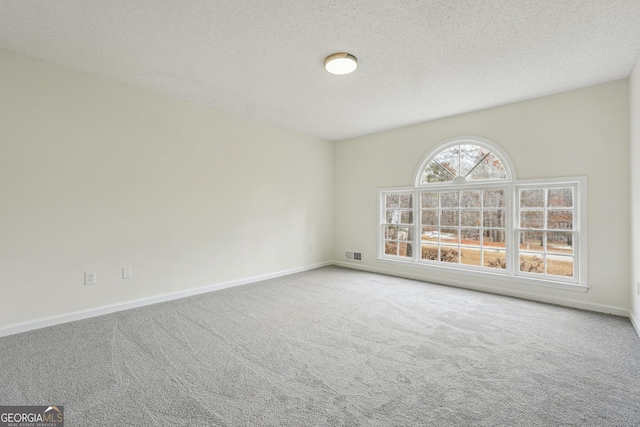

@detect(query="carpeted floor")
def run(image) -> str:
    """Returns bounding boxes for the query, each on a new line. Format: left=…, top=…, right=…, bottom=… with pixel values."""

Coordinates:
left=1, top=266, right=639, bottom=426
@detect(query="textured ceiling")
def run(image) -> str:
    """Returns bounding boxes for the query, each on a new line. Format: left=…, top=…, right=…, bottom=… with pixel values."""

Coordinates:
left=2, top=1, right=640, bottom=141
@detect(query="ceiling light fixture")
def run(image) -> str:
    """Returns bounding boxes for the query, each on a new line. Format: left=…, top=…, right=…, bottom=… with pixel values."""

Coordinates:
left=324, top=53, right=358, bottom=75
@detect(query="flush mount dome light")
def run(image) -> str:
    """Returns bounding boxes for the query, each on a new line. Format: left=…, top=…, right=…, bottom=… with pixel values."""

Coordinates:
left=324, top=52, right=358, bottom=75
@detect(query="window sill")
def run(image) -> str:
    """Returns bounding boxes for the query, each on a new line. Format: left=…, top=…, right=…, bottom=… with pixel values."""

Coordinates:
left=376, top=256, right=589, bottom=293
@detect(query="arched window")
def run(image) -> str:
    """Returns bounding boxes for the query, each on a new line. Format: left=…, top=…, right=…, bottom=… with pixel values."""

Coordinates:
left=379, top=137, right=587, bottom=290
left=415, top=138, right=513, bottom=186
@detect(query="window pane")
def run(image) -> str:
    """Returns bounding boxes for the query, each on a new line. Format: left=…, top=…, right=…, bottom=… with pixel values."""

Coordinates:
left=421, top=192, right=439, bottom=208
left=441, top=210, right=459, bottom=226
left=385, top=152, right=579, bottom=281
left=520, top=189, right=544, bottom=207
left=433, top=147, right=460, bottom=177
left=398, top=227, right=413, bottom=241
left=398, top=242, right=413, bottom=257
left=421, top=210, right=439, bottom=225
left=484, top=229, right=506, bottom=248
left=483, top=210, right=505, bottom=228
left=422, top=144, right=508, bottom=184
left=441, top=192, right=459, bottom=208
left=440, top=246, right=459, bottom=263
left=547, top=232, right=574, bottom=255
left=466, top=153, right=507, bottom=180
left=460, top=190, right=481, bottom=208
left=548, top=188, right=573, bottom=208
left=514, top=183, right=578, bottom=281
left=384, top=241, right=397, bottom=256
left=483, top=189, right=505, bottom=208
left=547, top=255, right=573, bottom=277
left=400, top=194, right=413, bottom=208
left=520, top=254, right=544, bottom=274
left=386, top=194, right=399, bottom=208
left=461, top=210, right=481, bottom=227
left=461, top=228, right=480, bottom=246
left=520, top=231, right=544, bottom=252
left=484, top=249, right=506, bottom=269
left=421, top=244, right=438, bottom=260
left=440, top=228, right=459, bottom=244
left=520, top=211, right=543, bottom=228
left=422, top=226, right=439, bottom=242
left=385, top=226, right=398, bottom=240
left=423, top=163, right=454, bottom=183
left=548, top=210, right=573, bottom=230
left=400, top=210, right=414, bottom=224
left=470, top=154, right=506, bottom=180
left=461, top=247, right=481, bottom=266
left=459, top=145, right=488, bottom=177
left=386, top=210, right=400, bottom=224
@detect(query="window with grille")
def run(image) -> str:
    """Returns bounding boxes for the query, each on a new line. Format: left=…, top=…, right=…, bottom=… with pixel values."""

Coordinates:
left=517, top=184, right=578, bottom=280
left=382, top=192, right=414, bottom=259
left=378, top=137, right=586, bottom=290
left=419, top=188, right=507, bottom=270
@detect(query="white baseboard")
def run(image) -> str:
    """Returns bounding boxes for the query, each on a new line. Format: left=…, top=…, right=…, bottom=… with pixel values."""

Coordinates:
left=2, top=260, right=634, bottom=339
left=0, top=261, right=333, bottom=338
left=334, top=261, right=631, bottom=318
left=630, top=310, right=640, bottom=338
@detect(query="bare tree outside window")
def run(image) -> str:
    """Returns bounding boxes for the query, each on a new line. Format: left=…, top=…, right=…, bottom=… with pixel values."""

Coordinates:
left=417, top=189, right=506, bottom=269
left=380, top=138, right=583, bottom=288
left=383, top=192, right=414, bottom=258
left=517, top=186, right=575, bottom=278
left=422, top=144, right=507, bottom=184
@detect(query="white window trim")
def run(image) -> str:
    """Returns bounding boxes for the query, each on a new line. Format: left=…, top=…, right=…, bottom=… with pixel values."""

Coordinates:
left=413, top=136, right=517, bottom=187
left=378, top=136, right=588, bottom=293
left=415, top=181, right=511, bottom=273
left=378, top=177, right=588, bottom=292
left=513, top=176, right=587, bottom=288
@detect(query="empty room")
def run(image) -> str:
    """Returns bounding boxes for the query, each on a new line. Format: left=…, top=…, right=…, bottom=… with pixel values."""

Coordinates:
left=1, top=1, right=640, bottom=426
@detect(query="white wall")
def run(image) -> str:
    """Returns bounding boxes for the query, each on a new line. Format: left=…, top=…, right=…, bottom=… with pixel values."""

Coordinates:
left=630, top=54, right=640, bottom=334
left=0, top=50, right=334, bottom=329
left=0, top=47, right=634, bottom=332
left=334, top=80, right=630, bottom=314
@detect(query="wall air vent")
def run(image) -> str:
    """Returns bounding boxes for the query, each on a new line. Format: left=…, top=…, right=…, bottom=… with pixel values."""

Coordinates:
left=345, top=251, right=362, bottom=262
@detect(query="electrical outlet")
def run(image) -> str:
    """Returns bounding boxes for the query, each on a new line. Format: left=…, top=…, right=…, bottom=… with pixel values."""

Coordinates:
left=122, top=267, right=132, bottom=279
left=84, top=272, right=96, bottom=285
